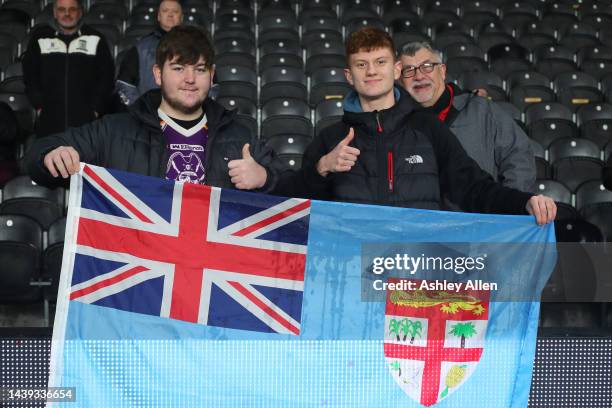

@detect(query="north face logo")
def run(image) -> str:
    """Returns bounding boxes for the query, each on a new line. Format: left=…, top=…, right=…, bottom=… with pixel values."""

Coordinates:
left=405, top=155, right=423, bottom=164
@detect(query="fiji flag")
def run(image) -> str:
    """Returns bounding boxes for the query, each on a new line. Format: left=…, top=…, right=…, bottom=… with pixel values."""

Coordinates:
left=48, top=164, right=556, bottom=408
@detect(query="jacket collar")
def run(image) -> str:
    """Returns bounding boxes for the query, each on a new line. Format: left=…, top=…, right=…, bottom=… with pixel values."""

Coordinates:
left=342, top=86, right=419, bottom=136
left=129, top=89, right=235, bottom=132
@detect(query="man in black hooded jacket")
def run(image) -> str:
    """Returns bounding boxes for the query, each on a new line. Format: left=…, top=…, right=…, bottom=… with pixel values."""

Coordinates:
left=275, top=27, right=557, bottom=225
left=27, top=25, right=276, bottom=193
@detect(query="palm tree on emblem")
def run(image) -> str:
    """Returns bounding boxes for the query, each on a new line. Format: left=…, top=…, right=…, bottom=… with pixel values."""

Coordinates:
left=449, top=322, right=477, bottom=348
left=389, top=319, right=401, bottom=341
left=400, top=319, right=422, bottom=344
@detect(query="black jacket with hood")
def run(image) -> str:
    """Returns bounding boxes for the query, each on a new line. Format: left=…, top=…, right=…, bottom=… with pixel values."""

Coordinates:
left=26, top=90, right=279, bottom=191
left=275, top=87, right=533, bottom=214
left=22, top=22, right=115, bottom=137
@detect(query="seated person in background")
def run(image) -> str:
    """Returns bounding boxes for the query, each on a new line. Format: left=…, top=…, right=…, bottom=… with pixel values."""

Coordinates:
left=0, top=102, right=19, bottom=186
left=116, top=0, right=183, bottom=106
left=274, top=27, right=556, bottom=225
left=398, top=42, right=536, bottom=197
left=27, top=25, right=277, bottom=193
left=22, top=0, right=114, bottom=138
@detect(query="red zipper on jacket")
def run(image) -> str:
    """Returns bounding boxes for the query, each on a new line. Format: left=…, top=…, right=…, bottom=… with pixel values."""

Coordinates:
left=387, top=151, right=394, bottom=192
left=376, top=111, right=393, bottom=192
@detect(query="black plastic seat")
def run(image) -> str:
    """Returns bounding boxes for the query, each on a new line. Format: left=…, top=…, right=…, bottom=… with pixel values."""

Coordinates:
left=457, top=71, right=505, bottom=101
left=215, top=37, right=256, bottom=70
left=261, top=98, right=313, bottom=138
left=340, top=4, right=378, bottom=25
left=487, top=43, right=532, bottom=78
left=507, top=71, right=554, bottom=112
left=215, top=13, right=254, bottom=35
left=0, top=175, right=64, bottom=229
left=549, top=138, right=603, bottom=192
left=260, top=66, right=307, bottom=106
left=554, top=72, right=603, bottom=112
left=309, top=66, right=351, bottom=107
left=531, top=139, right=551, bottom=179
left=258, top=13, right=299, bottom=43
left=42, top=216, right=66, bottom=303
left=302, top=16, right=343, bottom=48
left=275, top=154, right=303, bottom=171
left=305, top=39, right=346, bottom=76
left=215, top=96, right=257, bottom=136
left=315, top=99, right=344, bottom=137
left=576, top=180, right=612, bottom=241
left=382, top=8, right=419, bottom=27
left=555, top=219, right=604, bottom=243
left=265, top=134, right=311, bottom=156
left=0, top=92, right=35, bottom=137
left=214, top=65, right=257, bottom=104
left=345, top=17, right=385, bottom=36
left=525, top=102, right=577, bottom=149
left=259, top=39, right=303, bottom=72
left=0, top=214, right=42, bottom=303
left=534, top=44, right=578, bottom=78
left=534, top=179, right=576, bottom=220
left=577, top=103, right=612, bottom=149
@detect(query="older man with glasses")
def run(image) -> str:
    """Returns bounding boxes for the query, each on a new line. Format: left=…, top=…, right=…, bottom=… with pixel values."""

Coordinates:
left=399, top=42, right=536, bottom=203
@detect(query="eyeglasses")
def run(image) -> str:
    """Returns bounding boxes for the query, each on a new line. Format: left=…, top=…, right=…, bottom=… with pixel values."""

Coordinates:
left=401, top=62, right=442, bottom=78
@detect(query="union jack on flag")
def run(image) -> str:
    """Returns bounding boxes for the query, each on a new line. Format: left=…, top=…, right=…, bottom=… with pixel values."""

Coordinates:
left=67, top=164, right=310, bottom=335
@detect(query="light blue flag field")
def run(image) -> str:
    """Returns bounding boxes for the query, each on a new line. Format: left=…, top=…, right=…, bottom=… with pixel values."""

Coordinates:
left=47, top=164, right=557, bottom=407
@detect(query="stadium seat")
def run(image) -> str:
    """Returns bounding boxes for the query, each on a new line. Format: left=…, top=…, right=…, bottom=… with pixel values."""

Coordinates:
left=340, top=3, right=378, bottom=25
left=215, top=37, right=256, bottom=70
left=261, top=98, right=313, bottom=139
left=42, top=216, right=66, bottom=303
left=214, top=65, right=257, bottom=104
left=488, top=43, right=532, bottom=78
left=275, top=154, right=303, bottom=172
left=0, top=92, right=35, bottom=138
left=215, top=96, right=257, bottom=137
left=301, top=16, right=343, bottom=48
left=549, top=138, right=603, bottom=192
left=0, top=176, right=64, bottom=229
left=534, top=179, right=577, bottom=220
left=554, top=72, right=603, bottom=112
left=305, top=39, right=346, bottom=76
left=345, top=17, right=386, bottom=36
left=258, top=12, right=299, bottom=44
left=431, top=21, right=473, bottom=51
left=534, top=44, right=578, bottom=78
left=577, top=46, right=612, bottom=79
left=507, top=71, right=555, bottom=112
left=260, top=66, right=307, bottom=106
left=555, top=219, right=604, bottom=243
left=309, top=66, right=351, bottom=107
left=0, top=214, right=43, bottom=303
left=265, top=134, right=311, bottom=157
left=382, top=8, right=419, bottom=27
left=477, top=32, right=515, bottom=55
left=576, top=180, right=612, bottom=241
left=259, top=39, right=303, bottom=73
left=577, top=103, right=612, bottom=149
left=531, top=139, right=551, bottom=179
left=315, top=99, right=344, bottom=137
left=525, top=102, right=577, bottom=149
left=457, top=71, right=505, bottom=101
left=500, top=1, right=539, bottom=30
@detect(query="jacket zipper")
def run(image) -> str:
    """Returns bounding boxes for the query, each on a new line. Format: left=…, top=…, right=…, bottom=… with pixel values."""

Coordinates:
left=376, top=112, right=393, bottom=193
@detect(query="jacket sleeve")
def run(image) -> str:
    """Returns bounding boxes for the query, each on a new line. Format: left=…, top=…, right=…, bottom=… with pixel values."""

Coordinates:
left=424, top=114, right=534, bottom=214
left=116, top=47, right=140, bottom=105
left=489, top=102, right=537, bottom=193
left=26, top=117, right=113, bottom=188
left=92, top=33, right=115, bottom=115
left=272, top=127, right=336, bottom=199
left=22, top=33, right=44, bottom=110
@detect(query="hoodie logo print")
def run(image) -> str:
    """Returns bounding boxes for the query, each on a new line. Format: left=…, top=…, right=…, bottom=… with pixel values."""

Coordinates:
left=405, top=155, right=424, bottom=164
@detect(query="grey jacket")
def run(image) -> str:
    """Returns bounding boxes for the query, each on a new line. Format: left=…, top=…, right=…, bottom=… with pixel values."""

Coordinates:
left=449, top=92, right=536, bottom=194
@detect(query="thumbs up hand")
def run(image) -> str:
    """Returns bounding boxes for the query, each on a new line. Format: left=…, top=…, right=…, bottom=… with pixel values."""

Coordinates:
left=316, top=127, right=360, bottom=177
left=228, top=143, right=268, bottom=190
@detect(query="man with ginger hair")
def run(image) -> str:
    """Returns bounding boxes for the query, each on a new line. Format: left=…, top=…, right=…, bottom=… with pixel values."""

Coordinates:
left=275, top=27, right=556, bottom=225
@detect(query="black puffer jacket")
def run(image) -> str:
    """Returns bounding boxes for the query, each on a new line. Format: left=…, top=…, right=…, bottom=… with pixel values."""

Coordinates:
left=276, top=87, right=533, bottom=214
left=26, top=90, right=278, bottom=191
